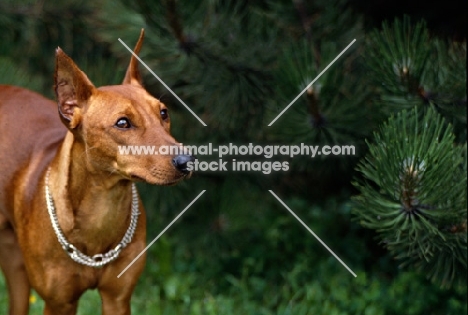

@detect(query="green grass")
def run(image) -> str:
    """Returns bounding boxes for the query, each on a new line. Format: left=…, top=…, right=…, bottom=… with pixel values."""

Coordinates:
left=0, top=266, right=389, bottom=315
left=2, top=248, right=466, bottom=314
left=1, top=198, right=466, bottom=314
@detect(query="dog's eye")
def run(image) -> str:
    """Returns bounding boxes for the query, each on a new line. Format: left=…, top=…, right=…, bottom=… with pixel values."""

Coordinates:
left=160, top=109, right=169, bottom=121
left=115, top=117, right=132, bottom=129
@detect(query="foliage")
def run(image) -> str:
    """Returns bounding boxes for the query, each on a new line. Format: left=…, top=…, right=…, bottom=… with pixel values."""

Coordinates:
left=364, top=16, right=466, bottom=141
left=353, top=107, right=467, bottom=288
left=2, top=198, right=466, bottom=314
left=354, top=15, right=467, bottom=289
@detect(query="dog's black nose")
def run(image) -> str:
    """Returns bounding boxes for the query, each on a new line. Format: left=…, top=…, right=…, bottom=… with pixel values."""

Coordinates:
left=172, top=154, right=195, bottom=174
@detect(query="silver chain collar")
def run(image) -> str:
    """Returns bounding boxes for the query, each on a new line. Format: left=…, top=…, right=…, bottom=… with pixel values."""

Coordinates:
left=45, top=168, right=140, bottom=268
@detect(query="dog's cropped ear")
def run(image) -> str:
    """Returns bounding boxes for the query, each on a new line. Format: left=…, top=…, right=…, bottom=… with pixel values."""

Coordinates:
left=54, top=48, right=96, bottom=129
left=122, top=29, right=145, bottom=86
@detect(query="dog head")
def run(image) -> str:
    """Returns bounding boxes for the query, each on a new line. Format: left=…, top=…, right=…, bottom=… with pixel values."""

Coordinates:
left=54, top=29, right=194, bottom=185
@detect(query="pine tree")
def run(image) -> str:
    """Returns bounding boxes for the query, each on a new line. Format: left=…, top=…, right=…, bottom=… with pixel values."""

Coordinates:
left=102, top=4, right=467, bottom=290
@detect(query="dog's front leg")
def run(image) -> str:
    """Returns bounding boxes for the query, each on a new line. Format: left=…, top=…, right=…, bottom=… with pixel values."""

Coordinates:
left=98, top=257, right=146, bottom=315
left=0, top=221, right=30, bottom=315
left=99, top=289, right=132, bottom=315
left=99, top=268, right=144, bottom=315
left=44, top=300, right=79, bottom=315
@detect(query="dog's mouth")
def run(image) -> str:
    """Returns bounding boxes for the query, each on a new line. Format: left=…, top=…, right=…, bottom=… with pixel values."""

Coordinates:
left=130, top=174, right=146, bottom=182
left=129, top=172, right=187, bottom=186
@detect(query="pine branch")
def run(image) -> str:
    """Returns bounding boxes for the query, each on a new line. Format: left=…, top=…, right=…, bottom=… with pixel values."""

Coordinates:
left=353, top=107, right=467, bottom=288
left=267, top=40, right=373, bottom=144
left=365, top=16, right=431, bottom=108
left=365, top=17, right=466, bottom=141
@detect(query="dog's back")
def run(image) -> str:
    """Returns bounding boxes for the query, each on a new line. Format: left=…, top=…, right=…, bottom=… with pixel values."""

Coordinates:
left=0, top=85, right=66, bottom=224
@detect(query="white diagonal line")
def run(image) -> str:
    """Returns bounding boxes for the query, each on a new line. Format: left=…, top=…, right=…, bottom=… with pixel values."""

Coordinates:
left=268, top=39, right=356, bottom=126
left=268, top=190, right=357, bottom=277
left=118, top=38, right=207, bottom=127
left=117, top=190, right=206, bottom=278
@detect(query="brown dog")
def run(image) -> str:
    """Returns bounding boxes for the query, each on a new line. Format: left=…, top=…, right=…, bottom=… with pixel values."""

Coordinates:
left=0, top=30, right=193, bottom=315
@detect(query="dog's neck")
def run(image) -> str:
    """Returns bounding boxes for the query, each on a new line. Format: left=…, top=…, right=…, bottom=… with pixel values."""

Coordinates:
left=48, top=131, right=133, bottom=252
